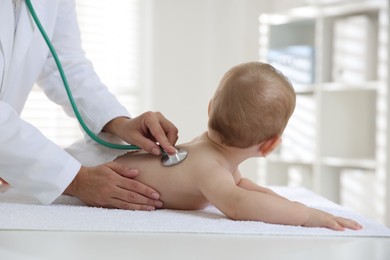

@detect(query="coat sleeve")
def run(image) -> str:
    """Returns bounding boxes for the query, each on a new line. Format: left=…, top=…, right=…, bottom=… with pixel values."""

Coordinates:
left=0, top=0, right=84, bottom=204
left=36, top=0, right=131, bottom=134
left=0, top=101, right=81, bottom=204
left=0, top=0, right=130, bottom=204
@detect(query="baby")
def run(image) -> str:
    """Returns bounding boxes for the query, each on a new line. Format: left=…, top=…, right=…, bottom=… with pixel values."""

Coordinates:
left=79, top=62, right=363, bottom=231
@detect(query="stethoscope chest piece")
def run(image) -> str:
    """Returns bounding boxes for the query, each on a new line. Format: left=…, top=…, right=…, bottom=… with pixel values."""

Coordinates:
left=161, top=147, right=188, bottom=166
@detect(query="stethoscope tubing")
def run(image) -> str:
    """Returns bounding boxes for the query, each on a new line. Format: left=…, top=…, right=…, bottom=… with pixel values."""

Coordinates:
left=25, top=0, right=139, bottom=150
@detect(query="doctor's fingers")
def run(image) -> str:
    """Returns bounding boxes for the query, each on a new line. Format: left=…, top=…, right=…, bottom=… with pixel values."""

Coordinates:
left=143, top=112, right=178, bottom=154
left=97, top=165, right=163, bottom=210
left=116, top=175, right=163, bottom=206
left=111, top=187, right=163, bottom=211
left=106, top=162, right=162, bottom=201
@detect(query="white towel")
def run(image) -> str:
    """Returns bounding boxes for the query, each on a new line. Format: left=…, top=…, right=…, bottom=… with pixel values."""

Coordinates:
left=1, top=187, right=389, bottom=237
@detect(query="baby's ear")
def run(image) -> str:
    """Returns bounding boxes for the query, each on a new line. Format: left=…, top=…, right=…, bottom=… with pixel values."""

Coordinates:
left=258, top=136, right=282, bottom=157
left=208, top=99, right=213, bottom=115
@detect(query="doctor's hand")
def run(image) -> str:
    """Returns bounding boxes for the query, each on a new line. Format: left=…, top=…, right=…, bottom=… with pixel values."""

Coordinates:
left=103, top=112, right=179, bottom=155
left=64, top=162, right=163, bottom=210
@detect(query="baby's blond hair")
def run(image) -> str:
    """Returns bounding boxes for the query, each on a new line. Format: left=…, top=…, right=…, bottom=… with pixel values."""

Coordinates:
left=208, top=62, right=296, bottom=148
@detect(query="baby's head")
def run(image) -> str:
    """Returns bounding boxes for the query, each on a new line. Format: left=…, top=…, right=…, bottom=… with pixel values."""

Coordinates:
left=208, top=62, right=296, bottom=148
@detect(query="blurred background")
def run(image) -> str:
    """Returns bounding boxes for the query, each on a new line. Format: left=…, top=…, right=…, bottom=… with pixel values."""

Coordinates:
left=21, top=0, right=390, bottom=226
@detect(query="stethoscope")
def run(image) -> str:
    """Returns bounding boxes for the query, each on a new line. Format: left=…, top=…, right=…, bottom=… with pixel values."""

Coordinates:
left=25, top=0, right=187, bottom=166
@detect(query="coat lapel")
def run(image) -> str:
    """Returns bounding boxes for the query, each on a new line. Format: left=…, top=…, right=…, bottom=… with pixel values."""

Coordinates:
left=0, top=0, right=15, bottom=87
left=9, top=0, right=39, bottom=76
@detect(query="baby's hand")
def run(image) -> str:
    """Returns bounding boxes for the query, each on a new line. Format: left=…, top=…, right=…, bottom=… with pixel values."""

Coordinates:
left=303, top=207, right=363, bottom=231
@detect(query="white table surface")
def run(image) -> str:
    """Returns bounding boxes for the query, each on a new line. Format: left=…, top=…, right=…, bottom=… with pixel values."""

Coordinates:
left=1, top=231, right=389, bottom=260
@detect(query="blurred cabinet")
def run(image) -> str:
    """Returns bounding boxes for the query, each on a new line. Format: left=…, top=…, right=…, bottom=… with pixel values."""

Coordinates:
left=258, top=0, right=389, bottom=225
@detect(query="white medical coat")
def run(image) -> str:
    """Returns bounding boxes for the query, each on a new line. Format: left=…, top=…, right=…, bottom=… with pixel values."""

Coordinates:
left=0, top=0, right=130, bottom=204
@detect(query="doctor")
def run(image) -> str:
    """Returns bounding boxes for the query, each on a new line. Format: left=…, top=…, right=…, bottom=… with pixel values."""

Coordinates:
left=0, top=0, right=178, bottom=210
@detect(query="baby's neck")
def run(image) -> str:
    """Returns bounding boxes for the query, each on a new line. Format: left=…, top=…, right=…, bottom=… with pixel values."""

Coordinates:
left=203, top=130, right=258, bottom=167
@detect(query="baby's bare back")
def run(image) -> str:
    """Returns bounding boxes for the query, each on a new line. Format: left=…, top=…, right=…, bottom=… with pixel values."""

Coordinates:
left=114, top=138, right=215, bottom=210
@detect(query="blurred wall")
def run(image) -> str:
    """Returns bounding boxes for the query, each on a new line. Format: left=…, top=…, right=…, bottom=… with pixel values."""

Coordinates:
left=148, top=0, right=305, bottom=143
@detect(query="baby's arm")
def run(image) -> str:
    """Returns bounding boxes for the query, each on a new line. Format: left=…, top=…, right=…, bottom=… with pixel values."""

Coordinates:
left=236, top=176, right=287, bottom=200
left=199, top=168, right=362, bottom=231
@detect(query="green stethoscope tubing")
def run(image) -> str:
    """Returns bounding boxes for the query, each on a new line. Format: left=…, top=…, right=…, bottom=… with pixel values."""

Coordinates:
left=25, top=0, right=139, bottom=150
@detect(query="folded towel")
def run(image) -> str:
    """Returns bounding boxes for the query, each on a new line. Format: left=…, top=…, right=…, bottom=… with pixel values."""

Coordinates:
left=1, top=187, right=389, bottom=237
